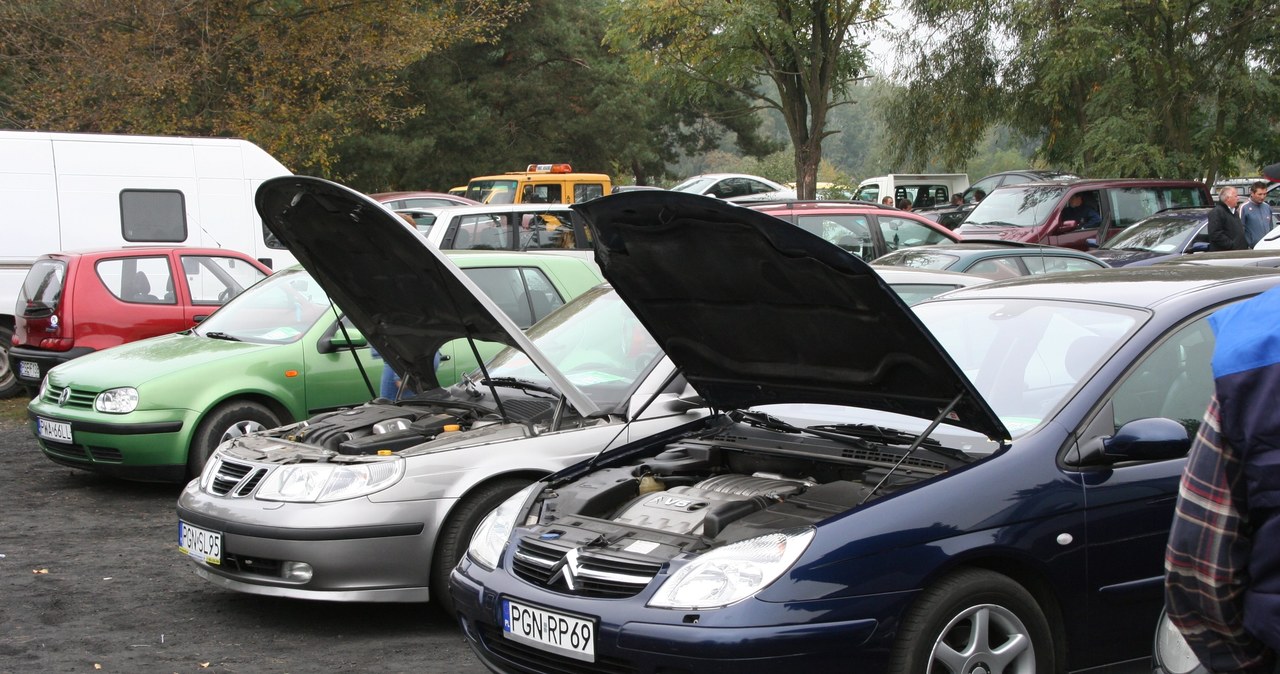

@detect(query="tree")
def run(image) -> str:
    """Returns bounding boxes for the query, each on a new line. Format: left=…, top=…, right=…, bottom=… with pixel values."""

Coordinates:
left=0, top=0, right=518, bottom=175
left=887, top=0, right=1280, bottom=181
left=333, top=0, right=775, bottom=192
left=605, top=0, right=878, bottom=200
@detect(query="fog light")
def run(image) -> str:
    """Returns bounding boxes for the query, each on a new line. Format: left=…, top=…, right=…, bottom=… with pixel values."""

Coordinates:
left=282, top=562, right=313, bottom=582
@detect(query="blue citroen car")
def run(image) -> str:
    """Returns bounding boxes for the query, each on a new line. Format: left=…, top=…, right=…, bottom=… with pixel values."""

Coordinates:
left=450, top=191, right=1280, bottom=673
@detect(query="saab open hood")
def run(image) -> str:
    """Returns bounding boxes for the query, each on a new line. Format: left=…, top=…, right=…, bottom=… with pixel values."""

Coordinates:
left=573, top=192, right=1008, bottom=441
left=255, top=176, right=600, bottom=416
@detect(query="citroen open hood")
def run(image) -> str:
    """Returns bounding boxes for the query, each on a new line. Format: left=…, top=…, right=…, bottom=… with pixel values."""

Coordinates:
left=573, top=191, right=1008, bottom=440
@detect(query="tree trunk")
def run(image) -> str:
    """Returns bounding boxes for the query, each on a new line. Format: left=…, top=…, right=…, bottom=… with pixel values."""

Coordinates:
left=794, top=141, right=820, bottom=200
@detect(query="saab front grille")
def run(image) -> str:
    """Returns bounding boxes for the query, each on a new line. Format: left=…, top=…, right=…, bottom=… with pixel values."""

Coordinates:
left=477, top=624, right=636, bottom=674
left=512, top=537, right=660, bottom=598
left=209, top=459, right=267, bottom=497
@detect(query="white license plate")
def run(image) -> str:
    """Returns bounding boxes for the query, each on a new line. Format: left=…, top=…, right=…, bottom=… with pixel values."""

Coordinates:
left=18, top=360, right=39, bottom=379
left=178, top=520, right=222, bottom=565
left=502, top=598, right=595, bottom=662
left=36, top=417, right=72, bottom=443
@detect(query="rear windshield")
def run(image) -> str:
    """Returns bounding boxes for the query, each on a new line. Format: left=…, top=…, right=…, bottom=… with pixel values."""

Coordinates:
left=19, top=259, right=66, bottom=316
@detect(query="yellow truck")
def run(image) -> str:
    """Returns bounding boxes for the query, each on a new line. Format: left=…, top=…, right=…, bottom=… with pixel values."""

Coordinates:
left=465, top=164, right=612, bottom=205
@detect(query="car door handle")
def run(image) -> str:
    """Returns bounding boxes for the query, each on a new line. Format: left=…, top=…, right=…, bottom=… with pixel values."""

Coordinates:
left=193, top=315, right=210, bottom=323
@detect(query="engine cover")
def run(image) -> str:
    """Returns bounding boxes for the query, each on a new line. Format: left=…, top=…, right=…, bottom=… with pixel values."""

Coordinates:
left=611, top=474, right=806, bottom=535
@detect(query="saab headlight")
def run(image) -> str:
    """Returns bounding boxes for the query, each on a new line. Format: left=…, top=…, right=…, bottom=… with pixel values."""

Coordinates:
left=467, top=484, right=537, bottom=570
left=94, top=387, right=139, bottom=414
left=255, top=460, right=405, bottom=503
left=648, top=528, right=815, bottom=609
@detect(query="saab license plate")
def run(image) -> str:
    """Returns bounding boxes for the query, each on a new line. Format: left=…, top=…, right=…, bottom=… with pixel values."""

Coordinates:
left=502, top=598, right=595, bottom=662
left=36, top=417, right=72, bottom=443
left=178, top=520, right=222, bottom=565
left=18, top=360, right=39, bottom=380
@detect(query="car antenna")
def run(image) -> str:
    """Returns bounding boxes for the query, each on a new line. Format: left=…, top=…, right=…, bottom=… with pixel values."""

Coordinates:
left=859, top=391, right=965, bottom=505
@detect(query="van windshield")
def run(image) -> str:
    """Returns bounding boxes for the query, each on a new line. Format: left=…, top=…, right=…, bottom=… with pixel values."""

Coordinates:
left=19, top=259, right=66, bottom=316
left=466, top=180, right=519, bottom=204
left=963, top=186, right=1066, bottom=228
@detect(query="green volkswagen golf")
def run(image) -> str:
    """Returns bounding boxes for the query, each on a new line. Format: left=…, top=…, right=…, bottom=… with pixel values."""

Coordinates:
left=27, top=251, right=602, bottom=482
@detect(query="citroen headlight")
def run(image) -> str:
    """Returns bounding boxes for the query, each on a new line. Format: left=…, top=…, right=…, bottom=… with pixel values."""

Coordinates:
left=467, top=484, right=537, bottom=570
left=1153, top=609, right=1207, bottom=674
left=255, top=460, right=405, bottom=503
left=95, top=387, right=139, bottom=414
left=648, top=528, right=815, bottom=609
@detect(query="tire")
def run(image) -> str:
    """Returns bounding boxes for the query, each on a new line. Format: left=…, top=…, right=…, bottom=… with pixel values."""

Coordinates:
left=888, top=568, right=1055, bottom=674
left=430, top=477, right=532, bottom=617
left=188, top=400, right=280, bottom=479
left=0, top=324, right=20, bottom=399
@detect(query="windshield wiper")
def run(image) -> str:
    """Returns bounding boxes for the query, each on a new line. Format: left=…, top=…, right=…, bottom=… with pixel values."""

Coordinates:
left=811, top=424, right=970, bottom=463
left=966, top=221, right=1020, bottom=228
left=203, top=331, right=241, bottom=342
left=479, top=377, right=560, bottom=398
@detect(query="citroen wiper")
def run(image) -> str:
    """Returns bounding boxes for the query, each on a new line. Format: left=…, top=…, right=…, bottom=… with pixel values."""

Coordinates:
left=203, top=331, right=241, bottom=342
left=812, top=424, right=971, bottom=463
left=480, top=377, right=560, bottom=398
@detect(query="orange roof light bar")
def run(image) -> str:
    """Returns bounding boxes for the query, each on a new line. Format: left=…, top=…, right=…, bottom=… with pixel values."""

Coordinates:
left=526, top=163, right=573, bottom=174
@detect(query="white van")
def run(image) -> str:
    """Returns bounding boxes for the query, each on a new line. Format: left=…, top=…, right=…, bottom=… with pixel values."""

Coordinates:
left=855, top=174, right=970, bottom=208
left=0, top=130, right=293, bottom=397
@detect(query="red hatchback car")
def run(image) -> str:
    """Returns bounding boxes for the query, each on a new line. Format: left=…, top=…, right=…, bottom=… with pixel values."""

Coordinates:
left=749, top=200, right=960, bottom=262
left=8, top=247, right=272, bottom=394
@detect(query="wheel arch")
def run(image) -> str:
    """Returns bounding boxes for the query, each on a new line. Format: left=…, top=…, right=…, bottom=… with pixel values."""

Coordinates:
left=186, top=392, right=295, bottom=453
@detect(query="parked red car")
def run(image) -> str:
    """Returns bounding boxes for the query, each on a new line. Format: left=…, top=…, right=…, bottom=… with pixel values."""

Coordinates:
left=8, top=247, right=272, bottom=393
left=749, top=200, right=960, bottom=261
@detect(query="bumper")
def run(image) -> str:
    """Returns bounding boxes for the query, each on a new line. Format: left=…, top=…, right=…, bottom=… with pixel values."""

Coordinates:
left=175, top=483, right=452, bottom=603
left=450, top=556, right=896, bottom=673
left=27, top=403, right=191, bottom=482
left=9, top=345, right=93, bottom=386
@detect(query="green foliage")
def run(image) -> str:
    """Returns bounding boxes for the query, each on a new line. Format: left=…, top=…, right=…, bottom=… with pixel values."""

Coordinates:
left=888, top=0, right=1280, bottom=181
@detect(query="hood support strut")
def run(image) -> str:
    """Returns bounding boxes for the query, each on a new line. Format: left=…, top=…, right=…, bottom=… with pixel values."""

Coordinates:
left=860, top=391, right=965, bottom=505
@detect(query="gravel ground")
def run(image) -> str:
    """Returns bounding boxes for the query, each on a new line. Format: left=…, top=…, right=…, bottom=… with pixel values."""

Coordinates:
left=0, top=396, right=486, bottom=674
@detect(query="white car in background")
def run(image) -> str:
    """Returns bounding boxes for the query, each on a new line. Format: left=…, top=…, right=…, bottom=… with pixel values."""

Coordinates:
left=672, top=173, right=796, bottom=202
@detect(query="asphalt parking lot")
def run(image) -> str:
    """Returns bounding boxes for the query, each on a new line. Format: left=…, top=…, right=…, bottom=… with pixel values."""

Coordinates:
left=0, top=397, right=485, bottom=674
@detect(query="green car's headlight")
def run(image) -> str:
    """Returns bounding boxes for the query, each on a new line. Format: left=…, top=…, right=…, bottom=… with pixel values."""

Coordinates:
left=467, top=485, right=537, bottom=570
left=648, top=528, right=815, bottom=609
left=94, top=387, right=139, bottom=414
left=255, top=460, right=405, bottom=503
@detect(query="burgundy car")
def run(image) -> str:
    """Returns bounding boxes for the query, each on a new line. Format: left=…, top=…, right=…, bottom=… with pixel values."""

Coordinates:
left=749, top=200, right=960, bottom=262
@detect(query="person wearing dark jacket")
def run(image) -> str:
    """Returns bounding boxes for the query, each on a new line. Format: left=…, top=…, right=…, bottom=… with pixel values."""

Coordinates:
left=1166, top=286, right=1280, bottom=672
left=1208, top=187, right=1248, bottom=251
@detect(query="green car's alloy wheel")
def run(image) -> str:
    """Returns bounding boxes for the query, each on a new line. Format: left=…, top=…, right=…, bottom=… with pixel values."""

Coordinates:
left=430, top=477, right=532, bottom=617
left=889, top=568, right=1055, bottom=674
left=188, top=400, right=281, bottom=479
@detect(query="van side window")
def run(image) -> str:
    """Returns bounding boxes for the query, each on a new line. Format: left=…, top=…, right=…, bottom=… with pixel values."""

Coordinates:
left=1107, top=188, right=1162, bottom=229
left=1161, top=188, right=1206, bottom=210
left=97, top=256, right=175, bottom=304
left=574, top=184, right=605, bottom=202
left=121, top=189, right=187, bottom=242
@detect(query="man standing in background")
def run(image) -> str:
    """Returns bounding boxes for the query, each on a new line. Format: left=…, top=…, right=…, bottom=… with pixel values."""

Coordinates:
left=1240, top=181, right=1274, bottom=248
left=1208, top=187, right=1249, bottom=251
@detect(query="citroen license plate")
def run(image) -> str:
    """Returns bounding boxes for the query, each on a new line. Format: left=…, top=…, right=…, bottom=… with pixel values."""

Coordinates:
left=502, top=598, right=595, bottom=662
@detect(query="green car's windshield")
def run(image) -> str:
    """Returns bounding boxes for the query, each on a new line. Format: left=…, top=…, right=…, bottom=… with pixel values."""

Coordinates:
left=914, top=298, right=1145, bottom=437
left=480, top=286, right=663, bottom=409
left=194, top=268, right=335, bottom=344
left=963, top=186, right=1067, bottom=228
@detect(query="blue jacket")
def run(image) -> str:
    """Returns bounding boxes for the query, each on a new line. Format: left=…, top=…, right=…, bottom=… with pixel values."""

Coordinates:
left=1240, top=200, right=1274, bottom=248
left=1209, top=285, right=1280, bottom=651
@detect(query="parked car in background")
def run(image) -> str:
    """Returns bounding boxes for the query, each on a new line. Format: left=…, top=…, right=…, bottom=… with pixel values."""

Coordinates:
left=9, top=247, right=271, bottom=396
left=176, top=176, right=696, bottom=613
left=874, top=241, right=1109, bottom=279
left=27, top=250, right=601, bottom=483
left=1154, top=249, right=1280, bottom=269
left=854, top=173, right=969, bottom=209
left=1090, top=208, right=1211, bottom=267
left=465, top=164, right=611, bottom=205
left=748, top=200, right=959, bottom=262
left=408, top=203, right=595, bottom=257
left=451, top=190, right=1280, bottom=673
left=955, top=178, right=1211, bottom=250
left=671, top=173, right=796, bottom=202
left=918, top=169, right=1079, bottom=228
left=370, top=191, right=478, bottom=209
